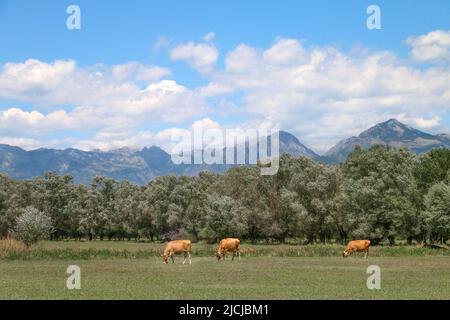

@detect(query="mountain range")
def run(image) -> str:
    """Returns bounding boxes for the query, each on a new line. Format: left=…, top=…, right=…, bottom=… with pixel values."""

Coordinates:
left=325, top=119, right=450, bottom=162
left=1, top=119, right=449, bottom=184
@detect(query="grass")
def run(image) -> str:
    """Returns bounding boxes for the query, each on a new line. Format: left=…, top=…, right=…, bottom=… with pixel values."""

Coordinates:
left=0, top=240, right=448, bottom=299
left=1, top=239, right=448, bottom=260
left=0, top=256, right=449, bottom=299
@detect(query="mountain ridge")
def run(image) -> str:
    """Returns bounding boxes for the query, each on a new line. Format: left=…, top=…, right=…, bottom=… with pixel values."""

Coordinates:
left=325, top=119, right=450, bottom=163
left=1, top=121, right=450, bottom=184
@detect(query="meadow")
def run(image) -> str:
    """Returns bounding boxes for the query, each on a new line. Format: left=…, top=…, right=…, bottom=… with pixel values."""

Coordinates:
left=0, top=240, right=449, bottom=299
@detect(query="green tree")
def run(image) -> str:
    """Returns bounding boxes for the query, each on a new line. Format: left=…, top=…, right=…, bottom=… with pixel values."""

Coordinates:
left=201, top=194, right=245, bottom=241
left=342, top=145, right=420, bottom=244
left=424, top=182, right=450, bottom=244
left=414, top=148, right=450, bottom=193
left=33, top=172, right=74, bottom=239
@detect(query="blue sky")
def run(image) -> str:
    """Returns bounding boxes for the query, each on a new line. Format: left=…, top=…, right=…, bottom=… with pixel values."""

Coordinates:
left=1, top=0, right=450, bottom=153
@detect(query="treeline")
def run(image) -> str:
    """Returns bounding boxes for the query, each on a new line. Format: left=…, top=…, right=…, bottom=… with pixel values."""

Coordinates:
left=1, top=145, right=449, bottom=244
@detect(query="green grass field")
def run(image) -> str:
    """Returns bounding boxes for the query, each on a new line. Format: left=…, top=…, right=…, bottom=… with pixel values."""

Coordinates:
left=0, top=241, right=449, bottom=299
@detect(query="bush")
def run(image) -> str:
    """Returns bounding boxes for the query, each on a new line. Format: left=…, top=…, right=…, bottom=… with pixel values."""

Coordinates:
left=11, top=207, right=54, bottom=246
left=162, top=228, right=190, bottom=242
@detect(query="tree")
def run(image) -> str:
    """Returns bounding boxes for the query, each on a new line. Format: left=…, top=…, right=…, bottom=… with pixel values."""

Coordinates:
left=414, top=148, right=450, bottom=193
left=201, top=194, right=245, bottom=241
left=33, top=172, right=74, bottom=239
left=277, top=156, right=341, bottom=243
left=220, top=166, right=270, bottom=242
left=11, top=207, right=54, bottom=246
left=424, top=182, right=450, bottom=244
left=145, top=175, right=178, bottom=239
left=342, top=145, right=420, bottom=244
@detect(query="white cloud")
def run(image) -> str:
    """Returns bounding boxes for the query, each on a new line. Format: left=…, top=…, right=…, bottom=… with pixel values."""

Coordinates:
left=203, top=32, right=216, bottom=42
left=198, top=83, right=233, bottom=97
left=0, top=59, right=208, bottom=134
left=152, top=36, right=172, bottom=53
left=407, top=30, right=450, bottom=63
left=0, top=107, right=78, bottom=135
left=2, top=31, right=450, bottom=154
left=225, top=44, right=259, bottom=73
left=197, top=35, right=450, bottom=152
left=74, top=131, right=156, bottom=151
left=396, top=114, right=441, bottom=130
left=71, top=117, right=224, bottom=153
left=111, top=62, right=170, bottom=82
left=170, top=42, right=218, bottom=73
left=0, top=137, right=62, bottom=150
left=263, top=38, right=308, bottom=65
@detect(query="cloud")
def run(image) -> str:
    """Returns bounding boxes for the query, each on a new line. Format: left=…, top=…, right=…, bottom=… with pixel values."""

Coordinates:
left=225, top=44, right=259, bottom=73
left=0, top=137, right=42, bottom=150
left=263, top=38, right=308, bottom=65
left=0, top=59, right=208, bottom=134
left=170, top=41, right=218, bottom=73
left=152, top=36, right=173, bottom=54
left=0, top=107, right=78, bottom=135
left=203, top=32, right=216, bottom=42
left=396, top=114, right=441, bottom=130
left=71, top=117, right=224, bottom=153
left=74, top=131, right=156, bottom=151
left=0, top=59, right=134, bottom=108
left=2, top=31, right=450, bottom=154
left=111, top=62, right=171, bottom=82
left=199, top=35, right=450, bottom=152
left=407, top=30, right=450, bottom=63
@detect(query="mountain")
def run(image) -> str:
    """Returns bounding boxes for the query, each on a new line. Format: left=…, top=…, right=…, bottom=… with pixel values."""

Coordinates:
left=0, top=145, right=157, bottom=185
left=0, top=130, right=319, bottom=184
left=2, top=121, right=448, bottom=183
left=325, top=119, right=450, bottom=163
left=278, top=131, right=320, bottom=159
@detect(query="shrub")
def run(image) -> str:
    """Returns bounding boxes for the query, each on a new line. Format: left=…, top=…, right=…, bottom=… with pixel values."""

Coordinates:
left=11, top=207, right=54, bottom=246
left=162, top=228, right=190, bottom=241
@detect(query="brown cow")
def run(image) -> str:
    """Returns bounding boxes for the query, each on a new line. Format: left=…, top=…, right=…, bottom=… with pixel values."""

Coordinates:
left=162, top=240, right=192, bottom=264
left=343, top=240, right=371, bottom=258
left=216, top=238, right=240, bottom=261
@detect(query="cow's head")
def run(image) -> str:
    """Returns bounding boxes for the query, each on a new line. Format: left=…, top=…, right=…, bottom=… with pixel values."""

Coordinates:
left=162, top=254, right=169, bottom=264
left=216, top=250, right=222, bottom=260
left=342, top=250, right=350, bottom=258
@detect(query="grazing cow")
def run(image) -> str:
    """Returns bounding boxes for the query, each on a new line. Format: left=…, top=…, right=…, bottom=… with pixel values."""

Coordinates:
left=216, top=238, right=240, bottom=261
left=162, top=240, right=192, bottom=265
left=343, top=240, right=371, bottom=258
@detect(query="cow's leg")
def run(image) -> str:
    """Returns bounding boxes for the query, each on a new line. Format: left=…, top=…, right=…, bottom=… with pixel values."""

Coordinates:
left=238, top=250, right=241, bottom=260
left=232, top=251, right=235, bottom=261
left=170, top=252, right=175, bottom=264
left=365, top=249, right=369, bottom=259
left=182, top=252, right=187, bottom=265
left=188, top=252, right=192, bottom=265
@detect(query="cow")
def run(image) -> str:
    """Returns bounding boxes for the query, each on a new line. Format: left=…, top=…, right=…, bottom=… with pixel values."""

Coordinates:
left=343, top=240, right=371, bottom=259
left=162, top=240, right=192, bottom=265
left=216, top=238, right=240, bottom=261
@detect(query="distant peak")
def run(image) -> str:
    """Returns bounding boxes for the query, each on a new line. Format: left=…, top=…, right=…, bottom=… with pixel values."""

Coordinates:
left=377, top=118, right=407, bottom=128
left=386, top=118, right=401, bottom=124
left=142, top=145, right=165, bottom=152
left=278, top=130, right=301, bottom=144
